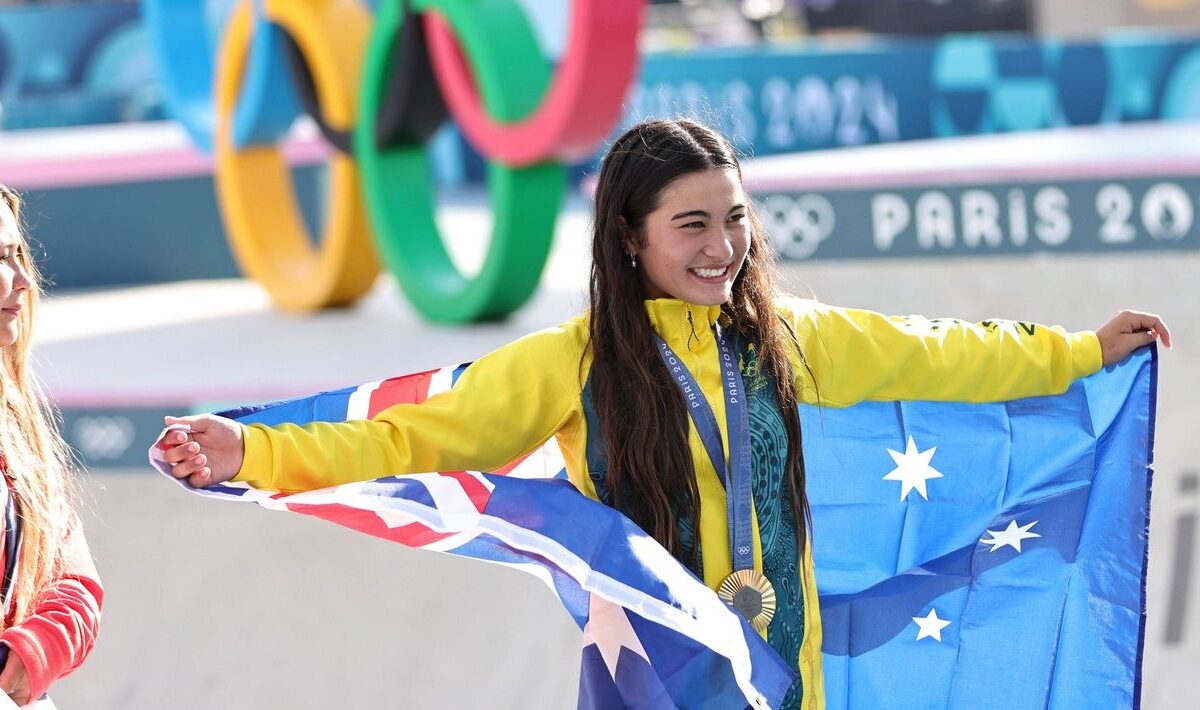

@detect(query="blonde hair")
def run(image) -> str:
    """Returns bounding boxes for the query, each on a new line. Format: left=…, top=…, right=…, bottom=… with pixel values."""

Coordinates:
left=0, top=184, right=78, bottom=626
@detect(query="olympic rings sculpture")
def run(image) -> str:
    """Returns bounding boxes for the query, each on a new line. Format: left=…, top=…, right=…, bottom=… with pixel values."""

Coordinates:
left=142, top=0, right=644, bottom=321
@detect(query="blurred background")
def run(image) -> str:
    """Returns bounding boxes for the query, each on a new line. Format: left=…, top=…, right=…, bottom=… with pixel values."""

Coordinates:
left=1, top=0, right=1197, bottom=707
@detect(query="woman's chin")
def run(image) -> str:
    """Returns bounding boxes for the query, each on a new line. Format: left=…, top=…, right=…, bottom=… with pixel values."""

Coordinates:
left=681, top=291, right=734, bottom=307
left=0, top=324, right=18, bottom=349
left=652, top=274, right=734, bottom=306
left=679, top=286, right=732, bottom=307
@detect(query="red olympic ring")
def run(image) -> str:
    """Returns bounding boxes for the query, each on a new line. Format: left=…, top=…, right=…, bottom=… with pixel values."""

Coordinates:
left=422, top=0, right=644, bottom=166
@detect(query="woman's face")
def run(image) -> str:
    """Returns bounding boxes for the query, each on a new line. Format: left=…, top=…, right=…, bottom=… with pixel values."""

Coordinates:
left=630, top=168, right=751, bottom=306
left=0, top=199, right=32, bottom=348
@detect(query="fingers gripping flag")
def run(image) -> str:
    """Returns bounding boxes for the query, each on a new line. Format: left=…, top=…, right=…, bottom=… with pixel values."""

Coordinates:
left=150, top=349, right=1156, bottom=709
left=149, top=364, right=794, bottom=710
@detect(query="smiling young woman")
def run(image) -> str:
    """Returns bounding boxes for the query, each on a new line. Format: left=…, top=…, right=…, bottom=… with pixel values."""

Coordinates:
left=0, top=185, right=103, bottom=706
left=156, top=118, right=1169, bottom=709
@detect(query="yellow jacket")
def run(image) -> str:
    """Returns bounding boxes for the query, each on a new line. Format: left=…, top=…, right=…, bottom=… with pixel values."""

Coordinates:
left=235, top=298, right=1102, bottom=709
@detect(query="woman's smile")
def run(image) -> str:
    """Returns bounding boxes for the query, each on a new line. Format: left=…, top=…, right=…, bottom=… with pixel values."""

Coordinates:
left=689, top=264, right=731, bottom=281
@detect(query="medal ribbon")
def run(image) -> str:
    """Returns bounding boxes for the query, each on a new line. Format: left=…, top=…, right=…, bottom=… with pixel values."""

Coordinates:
left=655, top=325, right=754, bottom=573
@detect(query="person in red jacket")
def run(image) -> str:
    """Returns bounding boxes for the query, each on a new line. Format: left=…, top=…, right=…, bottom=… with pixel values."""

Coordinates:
left=0, top=185, right=103, bottom=706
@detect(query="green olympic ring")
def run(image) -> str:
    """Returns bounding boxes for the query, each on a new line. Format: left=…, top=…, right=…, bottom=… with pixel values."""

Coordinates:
left=357, top=0, right=564, bottom=321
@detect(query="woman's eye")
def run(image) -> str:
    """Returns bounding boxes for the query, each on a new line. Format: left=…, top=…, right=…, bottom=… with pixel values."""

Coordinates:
left=729, top=213, right=746, bottom=223
left=682, top=221, right=705, bottom=230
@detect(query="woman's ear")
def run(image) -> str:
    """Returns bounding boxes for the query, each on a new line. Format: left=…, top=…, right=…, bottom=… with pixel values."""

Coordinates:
left=617, top=215, right=638, bottom=256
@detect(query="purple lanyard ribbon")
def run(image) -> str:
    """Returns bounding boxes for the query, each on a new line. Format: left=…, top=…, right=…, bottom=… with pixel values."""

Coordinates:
left=655, top=326, right=754, bottom=572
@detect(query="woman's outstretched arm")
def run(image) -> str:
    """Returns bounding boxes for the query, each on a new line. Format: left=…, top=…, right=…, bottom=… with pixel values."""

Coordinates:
left=779, top=299, right=1170, bottom=407
left=157, top=322, right=588, bottom=493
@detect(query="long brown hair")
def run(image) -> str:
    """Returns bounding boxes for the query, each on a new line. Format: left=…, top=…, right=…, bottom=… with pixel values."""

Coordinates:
left=587, top=118, right=811, bottom=564
left=0, top=184, right=78, bottom=626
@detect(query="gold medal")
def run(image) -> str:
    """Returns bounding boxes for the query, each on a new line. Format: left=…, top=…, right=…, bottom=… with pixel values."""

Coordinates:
left=717, top=569, right=777, bottom=632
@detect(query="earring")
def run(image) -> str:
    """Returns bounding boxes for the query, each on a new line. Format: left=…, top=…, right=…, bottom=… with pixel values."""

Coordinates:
left=629, top=253, right=637, bottom=269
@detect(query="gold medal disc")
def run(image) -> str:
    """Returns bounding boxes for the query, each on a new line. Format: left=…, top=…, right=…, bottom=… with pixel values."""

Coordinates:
left=717, top=569, right=777, bottom=632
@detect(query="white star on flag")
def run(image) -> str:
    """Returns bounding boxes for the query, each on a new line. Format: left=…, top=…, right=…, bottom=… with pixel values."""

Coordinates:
left=980, top=519, right=1042, bottom=553
left=882, top=436, right=943, bottom=500
left=582, top=594, right=650, bottom=677
left=912, top=608, right=952, bottom=642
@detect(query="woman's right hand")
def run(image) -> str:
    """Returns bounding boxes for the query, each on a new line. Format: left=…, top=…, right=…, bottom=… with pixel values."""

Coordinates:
left=1095, top=309, right=1173, bottom=366
left=154, top=414, right=245, bottom=488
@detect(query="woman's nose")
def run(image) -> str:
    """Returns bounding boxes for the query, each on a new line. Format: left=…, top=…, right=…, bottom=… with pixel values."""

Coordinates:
left=704, top=231, right=735, bottom=259
left=13, top=262, right=32, bottom=291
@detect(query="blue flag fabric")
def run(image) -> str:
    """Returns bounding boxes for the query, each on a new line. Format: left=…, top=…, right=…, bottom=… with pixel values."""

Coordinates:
left=807, top=348, right=1155, bottom=709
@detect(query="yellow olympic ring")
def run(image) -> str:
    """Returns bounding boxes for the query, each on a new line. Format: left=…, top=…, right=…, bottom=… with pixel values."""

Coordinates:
left=214, top=0, right=380, bottom=311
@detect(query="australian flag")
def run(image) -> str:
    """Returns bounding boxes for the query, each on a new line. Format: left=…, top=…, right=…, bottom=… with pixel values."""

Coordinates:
left=150, top=349, right=1155, bottom=709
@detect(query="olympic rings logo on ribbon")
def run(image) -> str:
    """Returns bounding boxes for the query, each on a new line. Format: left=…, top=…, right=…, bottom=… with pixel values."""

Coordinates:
left=142, top=0, right=643, bottom=322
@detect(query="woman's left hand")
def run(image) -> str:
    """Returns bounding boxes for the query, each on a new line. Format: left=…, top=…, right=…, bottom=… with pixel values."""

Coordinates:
left=0, top=650, right=30, bottom=707
left=1096, top=310, right=1173, bottom=366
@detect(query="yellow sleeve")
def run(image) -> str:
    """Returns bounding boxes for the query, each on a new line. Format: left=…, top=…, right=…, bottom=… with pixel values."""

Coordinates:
left=233, top=322, right=587, bottom=492
left=777, top=298, right=1103, bottom=407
